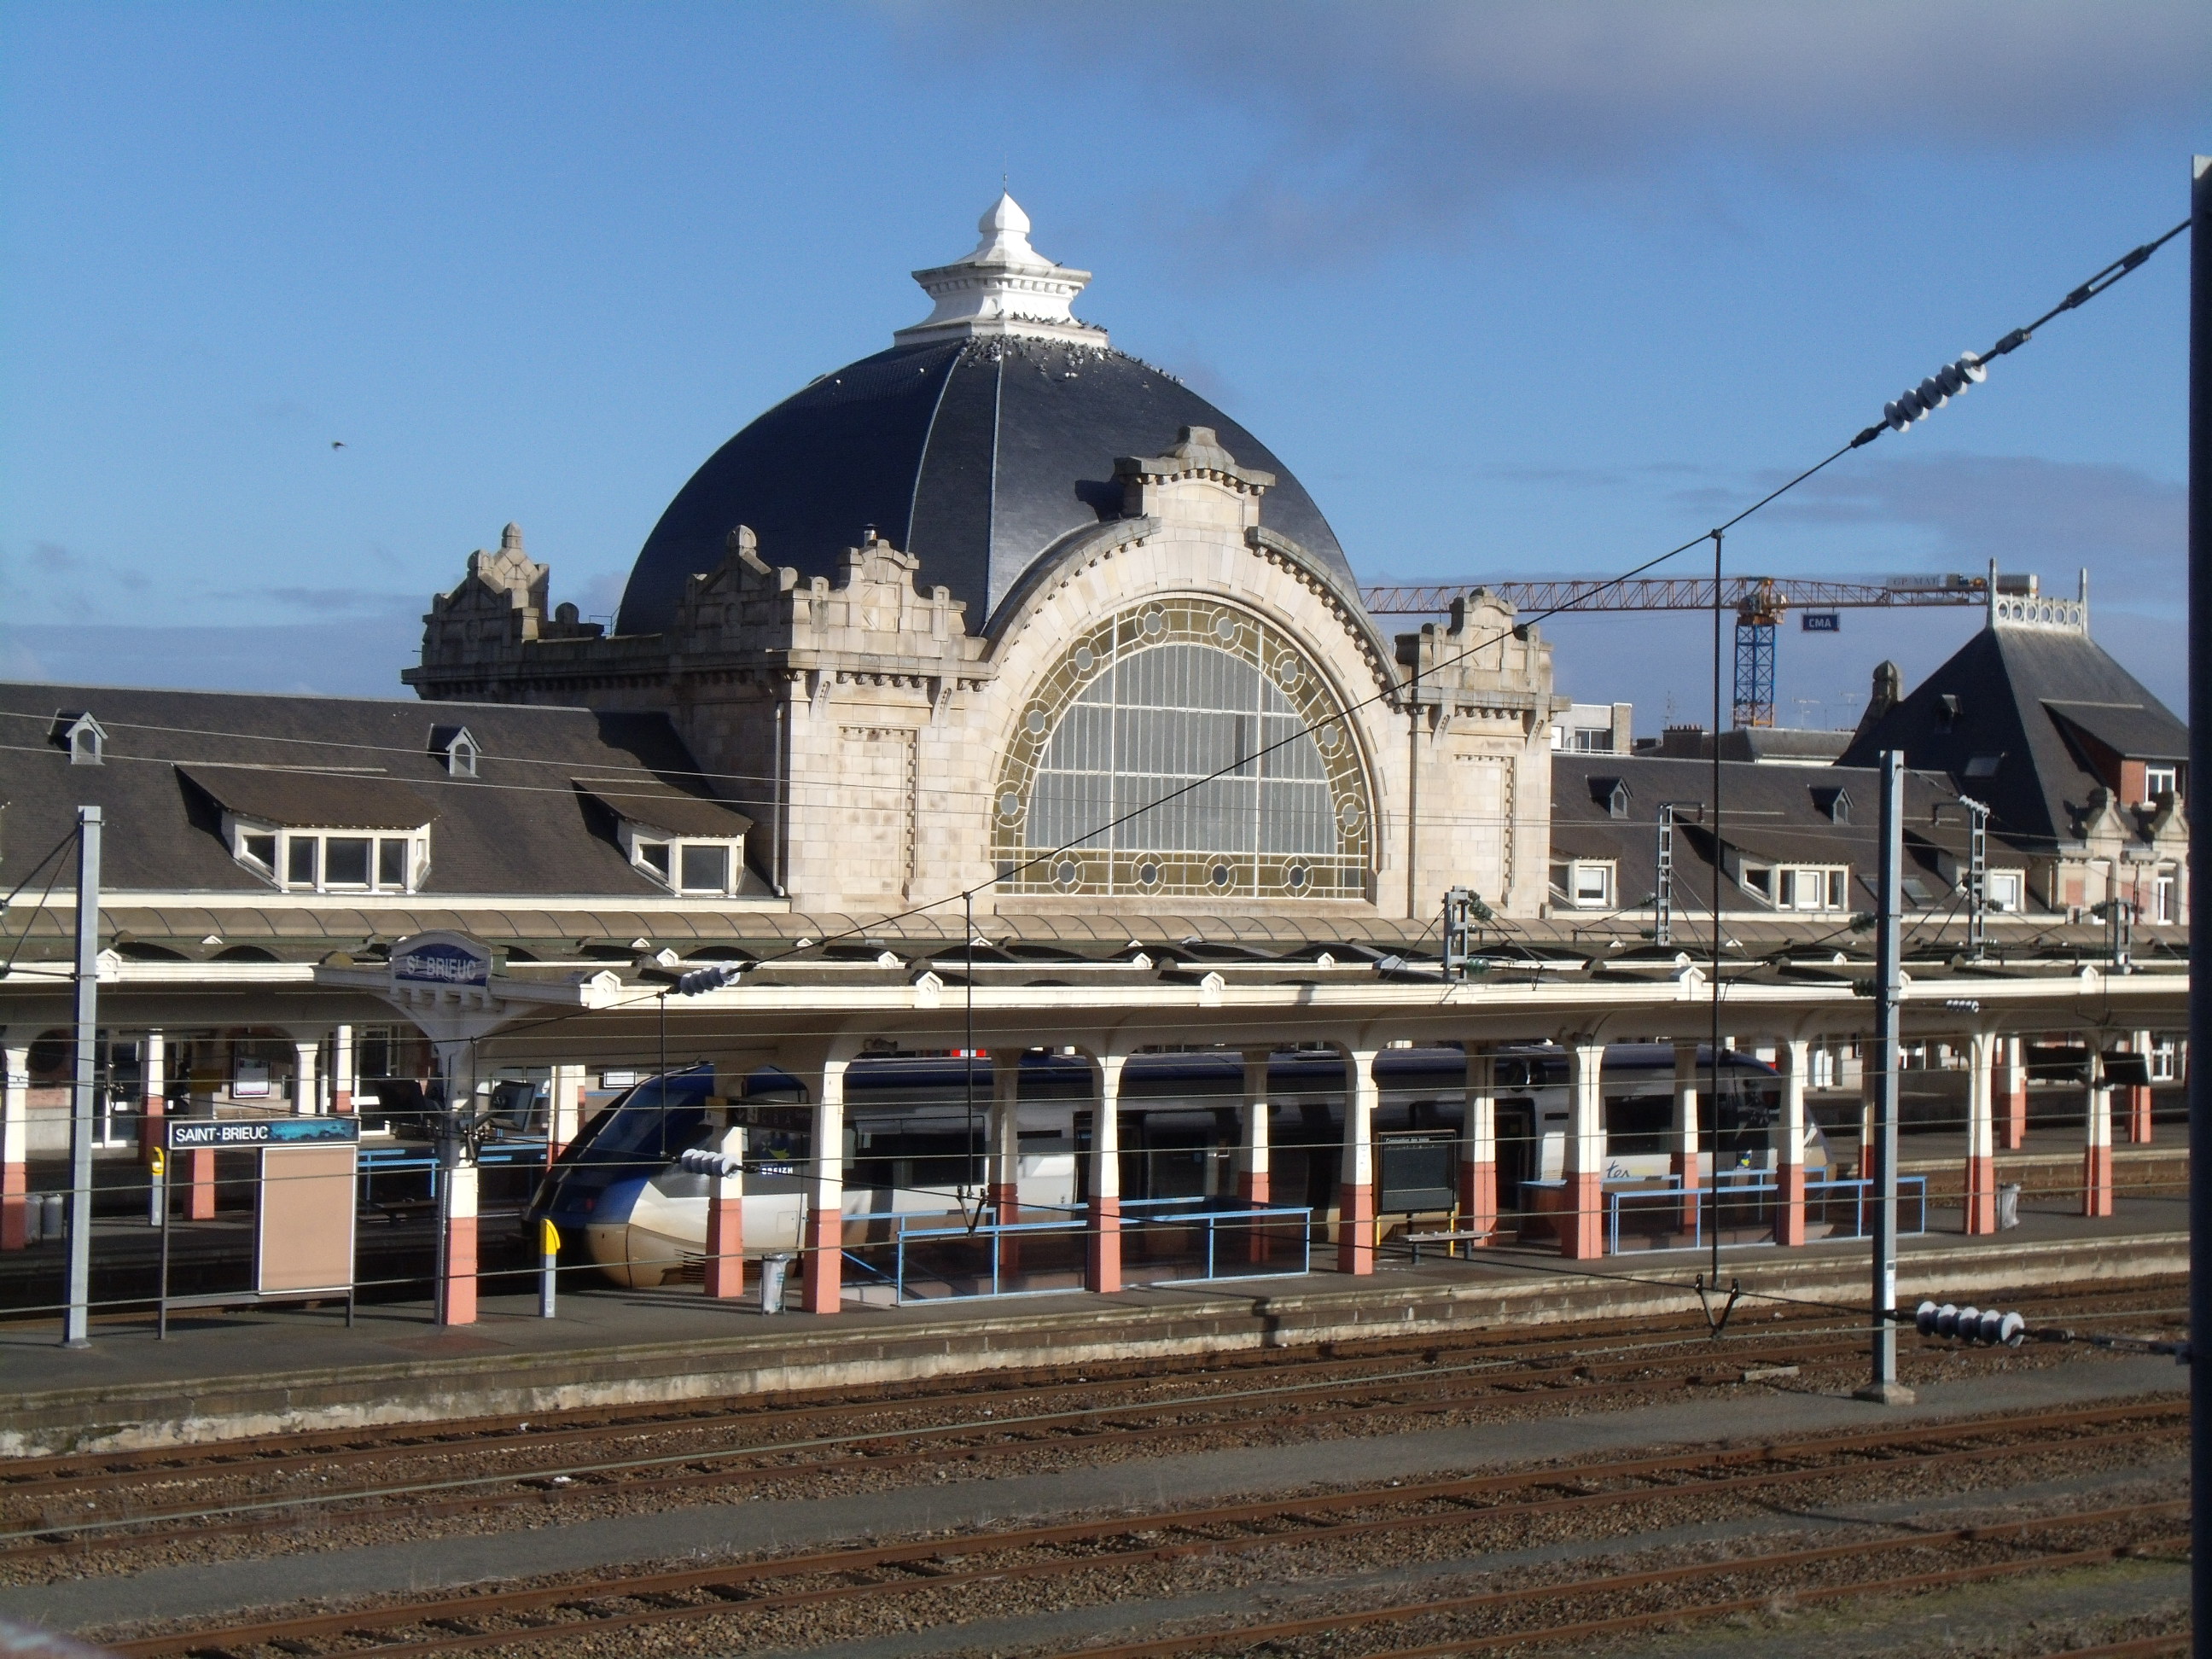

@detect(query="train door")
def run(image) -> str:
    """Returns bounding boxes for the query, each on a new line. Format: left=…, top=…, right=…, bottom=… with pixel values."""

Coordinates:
left=1139, top=1117, right=1215, bottom=1201
left=1494, top=1097, right=1537, bottom=1220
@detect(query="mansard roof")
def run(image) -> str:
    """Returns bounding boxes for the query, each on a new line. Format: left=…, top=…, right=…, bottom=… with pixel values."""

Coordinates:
left=1839, top=622, right=2187, bottom=853
left=1549, top=751, right=1977, bottom=915
left=0, top=683, right=760, bottom=897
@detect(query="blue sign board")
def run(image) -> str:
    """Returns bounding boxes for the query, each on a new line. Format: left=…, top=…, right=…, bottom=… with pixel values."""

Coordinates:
left=390, top=930, right=493, bottom=987
left=168, top=1117, right=362, bottom=1150
left=1801, top=611, right=1841, bottom=633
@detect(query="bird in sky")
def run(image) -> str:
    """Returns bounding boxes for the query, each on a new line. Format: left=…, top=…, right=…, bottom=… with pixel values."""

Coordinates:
left=330, top=439, right=346, bottom=449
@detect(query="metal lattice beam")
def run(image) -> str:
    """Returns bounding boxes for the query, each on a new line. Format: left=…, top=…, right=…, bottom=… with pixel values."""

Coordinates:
left=1359, top=575, right=1989, bottom=615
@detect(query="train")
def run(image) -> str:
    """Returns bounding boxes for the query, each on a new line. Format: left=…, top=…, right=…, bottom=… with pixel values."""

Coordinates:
left=528, top=1043, right=1829, bottom=1288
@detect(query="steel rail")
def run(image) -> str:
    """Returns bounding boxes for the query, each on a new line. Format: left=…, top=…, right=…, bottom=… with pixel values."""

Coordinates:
left=0, top=1302, right=1877, bottom=1490
left=104, top=1403, right=2183, bottom=1658
left=2042, top=1637, right=2192, bottom=1658
left=13, top=1276, right=2183, bottom=1497
left=4, top=1330, right=1897, bottom=1553
left=1023, top=1510, right=2192, bottom=1659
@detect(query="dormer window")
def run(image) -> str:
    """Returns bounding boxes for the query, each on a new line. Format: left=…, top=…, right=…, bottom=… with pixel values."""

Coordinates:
left=1588, top=777, right=1630, bottom=820
left=181, top=765, right=436, bottom=896
left=432, top=725, right=480, bottom=778
left=232, top=820, right=427, bottom=894
left=1936, top=693, right=1961, bottom=731
left=1811, top=787, right=1850, bottom=824
left=575, top=777, right=754, bottom=899
left=1744, top=863, right=1848, bottom=911
left=625, top=832, right=741, bottom=895
left=1551, top=859, right=1615, bottom=909
left=59, top=712, right=105, bottom=766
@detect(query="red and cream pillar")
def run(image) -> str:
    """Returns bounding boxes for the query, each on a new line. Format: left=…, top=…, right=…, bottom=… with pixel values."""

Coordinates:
left=1459, top=1044, right=1496, bottom=1245
left=704, top=1122, right=744, bottom=1299
left=1963, top=1030, right=1998, bottom=1235
left=2126, top=1028, right=2154, bottom=1144
left=1336, top=1045, right=1378, bottom=1274
left=1997, top=1036, right=2028, bottom=1151
left=138, top=1028, right=166, bottom=1161
left=1773, top=1039, right=1807, bottom=1247
left=2081, top=1039, right=2115, bottom=1219
left=291, top=1039, right=319, bottom=1116
left=436, top=1151, right=479, bottom=1326
left=1560, top=1038, right=1605, bottom=1259
left=1236, top=1049, right=1272, bottom=1206
left=1670, top=1040, right=1701, bottom=1232
left=987, top=1052, right=1022, bottom=1278
left=330, top=1026, right=353, bottom=1115
left=801, top=1056, right=848, bottom=1314
left=1086, top=1052, right=1125, bottom=1294
left=548, top=1063, right=585, bottom=1156
left=1237, top=1048, right=1272, bottom=1264
left=988, top=1051, right=1022, bottom=1222
left=2, top=1039, right=28, bottom=1250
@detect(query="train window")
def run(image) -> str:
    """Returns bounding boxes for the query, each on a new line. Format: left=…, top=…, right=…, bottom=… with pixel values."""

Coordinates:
left=1603, top=1095, right=1670, bottom=1155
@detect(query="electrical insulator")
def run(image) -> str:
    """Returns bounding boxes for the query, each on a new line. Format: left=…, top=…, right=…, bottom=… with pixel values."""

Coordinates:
left=1915, top=1299, right=2025, bottom=1348
left=677, top=963, right=741, bottom=996
left=678, top=1148, right=742, bottom=1178
left=1883, top=352, right=1987, bottom=432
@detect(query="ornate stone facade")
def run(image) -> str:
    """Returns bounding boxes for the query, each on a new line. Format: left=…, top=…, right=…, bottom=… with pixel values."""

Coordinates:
left=404, top=198, right=1566, bottom=924
left=405, top=439, right=1562, bottom=922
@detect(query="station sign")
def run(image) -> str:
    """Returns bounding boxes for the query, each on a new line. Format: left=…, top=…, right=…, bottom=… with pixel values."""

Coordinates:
left=390, top=929, right=493, bottom=989
left=168, top=1117, right=362, bottom=1150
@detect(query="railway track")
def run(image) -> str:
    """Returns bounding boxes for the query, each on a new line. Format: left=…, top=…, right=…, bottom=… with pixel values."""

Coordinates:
left=0, top=1323, right=2084, bottom=1560
left=9, top=1280, right=2183, bottom=1501
left=3, top=1289, right=2185, bottom=1566
left=1, top=1303, right=1850, bottom=1493
left=96, top=1400, right=2186, bottom=1659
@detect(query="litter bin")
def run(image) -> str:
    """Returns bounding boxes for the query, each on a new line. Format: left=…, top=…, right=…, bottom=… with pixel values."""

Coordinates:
left=759, top=1253, right=793, bottom=1315
left=1996, top=1182, right=2022, bottom=1231
left=38, top=1193, right=62, bottom=1243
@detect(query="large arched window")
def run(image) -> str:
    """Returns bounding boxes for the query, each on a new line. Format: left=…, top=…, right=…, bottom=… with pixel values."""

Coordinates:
left=994, top=599, right=1371, bottom=897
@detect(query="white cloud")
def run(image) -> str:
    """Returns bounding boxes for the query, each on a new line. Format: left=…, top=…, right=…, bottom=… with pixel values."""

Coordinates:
left=1768, top=451, right=2184, bottom=600
left=911, top=2, right=2209, bottom=247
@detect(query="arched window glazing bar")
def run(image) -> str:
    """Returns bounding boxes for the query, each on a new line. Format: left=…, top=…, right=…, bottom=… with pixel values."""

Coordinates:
left=993, top=598, right=1373, bottom=898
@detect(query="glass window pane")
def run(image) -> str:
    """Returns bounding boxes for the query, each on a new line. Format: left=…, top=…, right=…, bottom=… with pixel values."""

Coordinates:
left=325, top=837, right=371, bottom=886
left=287, top=838, right=318, bottom=885
left=638, top=841, right=671, bottom=878
left=242, top=834, right=276, bottom=870
left=378, top=839, right=409, bottom=888
left=680, top=843, right=729, bottom=892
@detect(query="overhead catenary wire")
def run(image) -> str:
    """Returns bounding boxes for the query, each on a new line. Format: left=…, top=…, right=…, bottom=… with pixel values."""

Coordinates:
left=8, top=222, right=2184, bottom=1287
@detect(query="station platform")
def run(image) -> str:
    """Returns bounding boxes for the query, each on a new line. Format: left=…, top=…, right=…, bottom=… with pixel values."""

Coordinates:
left=0, top=1186, right=2186, bottom=1458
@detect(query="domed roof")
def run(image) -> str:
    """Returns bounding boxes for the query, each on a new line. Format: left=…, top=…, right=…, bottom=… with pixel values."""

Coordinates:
left=616, top=199, right=1351, bottom=636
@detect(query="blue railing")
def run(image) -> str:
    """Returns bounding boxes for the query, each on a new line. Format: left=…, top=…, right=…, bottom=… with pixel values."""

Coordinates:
left=839, top=1199, right=1313, bottom=1305
left=358, top=1138, right=547, bottom=1207
left=1601, top=1175, right=1928, bottom=1254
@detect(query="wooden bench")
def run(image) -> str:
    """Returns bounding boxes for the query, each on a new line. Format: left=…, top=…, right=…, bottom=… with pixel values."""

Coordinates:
left=1403, top=1226, right=1492, bottom=1265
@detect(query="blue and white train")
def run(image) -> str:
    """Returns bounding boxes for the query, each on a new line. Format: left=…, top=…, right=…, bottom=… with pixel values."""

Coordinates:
left=529, top=1044, right=1829, bottom=1288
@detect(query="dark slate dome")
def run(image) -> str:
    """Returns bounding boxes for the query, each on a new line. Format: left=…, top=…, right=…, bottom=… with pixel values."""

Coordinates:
left=616, top=199, right=1349, bottom=637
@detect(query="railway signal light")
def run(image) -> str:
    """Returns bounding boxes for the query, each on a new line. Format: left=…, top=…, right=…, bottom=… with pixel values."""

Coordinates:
left=1915, top=1299, right=2026, bottom=1348
left=1883, top=352, right=1986, bottom=432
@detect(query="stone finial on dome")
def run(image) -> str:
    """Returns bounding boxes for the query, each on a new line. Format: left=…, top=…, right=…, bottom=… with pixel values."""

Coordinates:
left=894, top=193, right=1109, bottom=349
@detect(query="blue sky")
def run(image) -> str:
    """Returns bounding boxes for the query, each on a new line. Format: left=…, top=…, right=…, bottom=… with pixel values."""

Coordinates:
left=2, top=2, right=2203, bottom=729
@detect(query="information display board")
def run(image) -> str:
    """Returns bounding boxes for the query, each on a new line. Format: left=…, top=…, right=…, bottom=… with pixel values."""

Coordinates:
left=159, top=1117, right=362, bottom=1335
